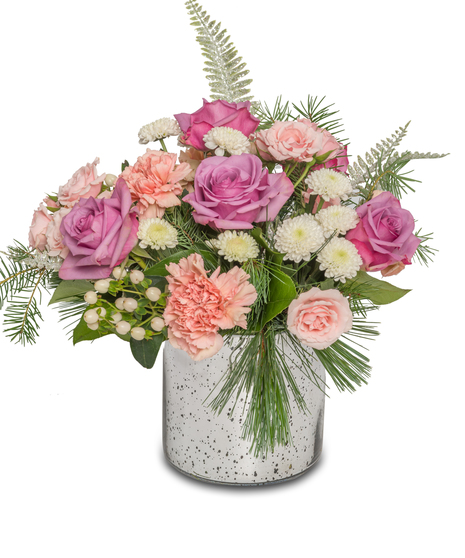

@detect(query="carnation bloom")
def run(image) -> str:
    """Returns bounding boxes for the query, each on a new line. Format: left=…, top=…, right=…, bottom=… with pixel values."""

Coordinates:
left=305, top=168, right=354, bottom=202
left=315, top=205, right=360, bottom=238
left=138, top=118, right=181, bottom=144
left=255, top=119, right=343, bottom=163
left=287, top=287, right=352, bottom=350
left=274, top=214, right=325, bottom=263
left=203, top=127, right=250, bottom=156
left=120, top=149, right=191, bottom=219
left=137, top=218, right=178, bottom=250
left=316, top=237, right=362, bottom=283
left=164, top=254, right=257, bottom=361
left=178, top=148, right=205, bottom=187
left=211, top=231, right=259, bottom=263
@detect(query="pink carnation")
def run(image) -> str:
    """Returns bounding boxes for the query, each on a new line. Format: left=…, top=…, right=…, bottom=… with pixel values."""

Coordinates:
left=287, top=287, right=352, bottom=350
left=120, top=149, right=191, bottom=219
left=255, top=119, right=343, bottom=163
left=164, top=254, right=257, bottom=361
left=57, top=157, right=106, bottom=208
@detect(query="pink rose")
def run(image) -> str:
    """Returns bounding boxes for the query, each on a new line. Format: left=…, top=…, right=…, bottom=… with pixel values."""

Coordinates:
left=183, top=154, right=294, bottom=229
left=175, top=99, right=260, bottom=151
left=28, top=204, right=52, bottom=251
left=164, top=254, right=257, bottom=361
left=45, top=207, right=72, bottom=258
left=345, top=192, right=421, bottom=272
left=312, top=145, right=349, bottom=174
left=57, top=157, right=106, bottom=208
left=255, top=119, right=343, bottom=163
left=287, top=287, right=353, bottom=350
left=59, top=181, right=139, bottom=280
left=120, top=149, right=191, bottom=219
left=43, top=196, right=59, bottom=209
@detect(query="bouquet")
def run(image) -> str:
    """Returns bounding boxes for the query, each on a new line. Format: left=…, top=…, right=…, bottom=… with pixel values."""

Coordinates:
left=0, top=1, right=447, bottom=456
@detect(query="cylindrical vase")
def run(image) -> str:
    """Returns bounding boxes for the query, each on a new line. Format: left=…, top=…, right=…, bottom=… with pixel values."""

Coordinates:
left=163, top=335, right=326, bottom=486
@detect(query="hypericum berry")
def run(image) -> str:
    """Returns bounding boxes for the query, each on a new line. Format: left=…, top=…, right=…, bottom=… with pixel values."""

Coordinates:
left=123, top=298, right=138, bottom=312
left=115, top=297, right=125, bottom=311
left=84, top=309, right=99, bottom=324
left=87, top=322, right=99, bottom=331
left=115, top=321, right=131, bottom=335
left=105, top=174, right=117, bottom=187
left=131, top=327, right=146, bottom=341
left=146, top=287, right=161, bottom=302
left=112, top=267, right=127, bottom=280
left=111, top=312, right=122, bottom=324
left=151, top=317, right=165, bottom=332
left=94, top=279, right=110, bottom=293
left=96, top=307, right=107, bottom=320
left=130, top=270, right=145, bottom=284
left=84, top=291, right=98, bottom=304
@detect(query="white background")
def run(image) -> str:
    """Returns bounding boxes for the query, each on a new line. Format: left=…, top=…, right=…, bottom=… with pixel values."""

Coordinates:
left=0, top=1, right=463, bottom=557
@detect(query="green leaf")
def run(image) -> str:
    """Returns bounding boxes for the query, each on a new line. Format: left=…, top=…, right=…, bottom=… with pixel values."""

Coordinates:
left=121, top=160, right=129, bottom=172
left=250, top=228, right=284, bottom=266
left=130, top=335, right=165, bottom=369
left=319, top=279, right=335, bottom=291
left=131, top=244, right=155, bottom=261
left=261, top=269, right=297, bottom=326
left=49, top=280, right=94, bottom=305
left=199, top=249, right=219, bottom=271
left=343, top=270, right=410, bottom=305
left=46, top=206, right=60, bottom=213
left=73, top=316, right=105, bottom=344
left=144, top=250, right=197, bottom=276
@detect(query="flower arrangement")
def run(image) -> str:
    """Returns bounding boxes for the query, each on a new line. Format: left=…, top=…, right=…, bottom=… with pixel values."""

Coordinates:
left=0, top=1, right=447, bottom=456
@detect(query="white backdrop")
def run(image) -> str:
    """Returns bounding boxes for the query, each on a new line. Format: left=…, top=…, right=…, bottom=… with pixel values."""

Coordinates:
left=0, top=1, right=463, bottom=557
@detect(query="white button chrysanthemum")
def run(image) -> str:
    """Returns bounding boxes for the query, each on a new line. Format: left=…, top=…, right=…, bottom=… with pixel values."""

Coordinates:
left=138, top=118, right=181, bottom=144
left=305, top=169, right=354, bottom=201
left=211, top=231, right=259, bottom=263
left=137, top=218, right=178, bottom=250
left=315, top=205, right=360, bottom=238
left=203, top=127, right=250, bottom=156
left=274, top=214, right=326, bottom=263
left=316, top=237, right=362, bottom=283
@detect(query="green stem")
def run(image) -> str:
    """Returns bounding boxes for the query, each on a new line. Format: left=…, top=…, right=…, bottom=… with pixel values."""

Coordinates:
left=293, top=162, right=313, bottom=189
left=159, top=138, right=168, bottom=152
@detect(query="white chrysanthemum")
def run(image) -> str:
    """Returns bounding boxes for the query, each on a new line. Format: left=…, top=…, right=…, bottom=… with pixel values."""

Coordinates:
left=137, top=218, right=178, bottom=250
left=211, top=231, right=259, bottom=263
left=138, top=118, right=181, bottom=144
left=203, top=127, right=250, bottom=156
left=317, top=237, right=362, bottom=283
left=275, top=214, right=326, bottom=263
left=315, top=205, right=360, bottom=238
left=305, top=168, right=354, bottom=201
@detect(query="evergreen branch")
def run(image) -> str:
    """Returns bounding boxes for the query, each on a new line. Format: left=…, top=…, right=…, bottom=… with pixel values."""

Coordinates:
left=185, top=1, right=254, bottom=102
left=292, top=95, right=346, bottom=142
left=413, top=229, right=437, bottom=266
left=0, top=244, right=40, bottom=310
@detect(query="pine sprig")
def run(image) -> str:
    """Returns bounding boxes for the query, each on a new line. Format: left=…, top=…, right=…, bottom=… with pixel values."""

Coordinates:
left=413, top=229, right=437, bottom=266
left=185, top=1, right=253, bottom=102
left=0, top=248, right=40, bottom=311
left=292, top=95, right=346, bottom=142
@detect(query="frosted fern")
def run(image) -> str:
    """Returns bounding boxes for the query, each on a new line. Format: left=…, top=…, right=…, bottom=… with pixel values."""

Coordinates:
left=348, top=122, right=448, bottom=186
left=185, top=1, right=253, bottom=102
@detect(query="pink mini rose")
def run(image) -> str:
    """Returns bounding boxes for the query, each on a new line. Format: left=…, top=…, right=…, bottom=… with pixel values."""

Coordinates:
left=29, top=204, right=53, bottom=251
left=120, top=149, right=191, bottom=219
left=183, top=154, right=294, bottom=230
left=345, top=191, right=421, bottom=272
left=45, top=207, right=72, bottom=258
left=164, top=254, right=257, bottom=361
left=59, top=180, right=139, bottom=280
left=255, top=119, right=343, bottom=163
left=287, top=287, right=352, bottom=350
left=175, top=99, right=260, bottom=151
left=312, top=145, right=349, bottom=174
left=57, top=157, right=106, bottom=208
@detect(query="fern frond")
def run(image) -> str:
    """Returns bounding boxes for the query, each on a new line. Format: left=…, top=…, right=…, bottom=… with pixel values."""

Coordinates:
left=185, top=1, right=253, bottom=102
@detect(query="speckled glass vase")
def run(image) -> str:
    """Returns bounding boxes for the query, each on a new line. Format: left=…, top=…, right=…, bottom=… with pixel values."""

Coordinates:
left=163, top=335, right=326, bottom=486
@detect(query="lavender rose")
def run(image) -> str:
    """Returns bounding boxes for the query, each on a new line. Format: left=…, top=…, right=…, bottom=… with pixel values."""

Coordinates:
left=175, top=99, right=260, bottom=151
left=59, top=181, right=139, bottom=280
left=345, top=191, right=420, bottom=272
left=183, top=154, right=294, bottom=230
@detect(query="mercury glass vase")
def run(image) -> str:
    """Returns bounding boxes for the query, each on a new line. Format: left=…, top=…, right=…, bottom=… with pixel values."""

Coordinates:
left=163, top=335, right=326, bottom=486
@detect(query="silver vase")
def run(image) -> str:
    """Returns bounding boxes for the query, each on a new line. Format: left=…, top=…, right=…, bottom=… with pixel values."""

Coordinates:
left=163, top=335, right=326, bottom=486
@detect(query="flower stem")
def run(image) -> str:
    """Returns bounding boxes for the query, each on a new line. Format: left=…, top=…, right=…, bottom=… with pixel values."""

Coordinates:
left=293, top=162, right=313, bottom=189
left=159, top=138, right=168, bottom=152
